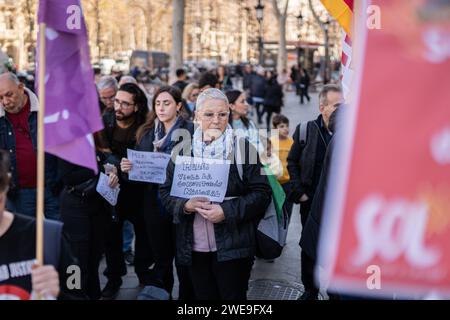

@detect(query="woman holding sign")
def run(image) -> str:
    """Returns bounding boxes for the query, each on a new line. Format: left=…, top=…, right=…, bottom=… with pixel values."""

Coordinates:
left=120, top=86, right=195, bottom=299
left=160, top=88, right=272, bottom=300
left=58, top=129, right=119, bottom=300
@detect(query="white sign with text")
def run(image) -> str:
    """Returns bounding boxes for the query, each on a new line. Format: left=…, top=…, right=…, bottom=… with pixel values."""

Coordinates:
left=96, top=172, right=120, bottom=206
left=127, top=149, right=171, bottom=184
left=170, top=156, right=231, bottom=202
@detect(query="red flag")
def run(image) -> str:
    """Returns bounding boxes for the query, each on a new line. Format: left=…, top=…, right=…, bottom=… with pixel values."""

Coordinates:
left=319, top=0, right=450, bottom=298
left=320, top=0, right=354, bottom=97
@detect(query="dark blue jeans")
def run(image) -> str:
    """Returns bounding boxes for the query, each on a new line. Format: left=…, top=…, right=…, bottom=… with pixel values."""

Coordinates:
left=6, top=187, right=60, bottom=220
left=122, top=220, right=134, bottom=252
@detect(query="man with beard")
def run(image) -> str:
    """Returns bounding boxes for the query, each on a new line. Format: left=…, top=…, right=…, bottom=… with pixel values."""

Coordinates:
left=100, top=83, right=153, bottom=300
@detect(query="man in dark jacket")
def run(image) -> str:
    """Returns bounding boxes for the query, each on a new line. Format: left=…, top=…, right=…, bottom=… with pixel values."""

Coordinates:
left=300, top=107, right=343, bottom=300
left=264, top=74, right=283, bottom=130
left=250, top=67, right=267, bottom=125
left=0, top=72, right=60, bottom=220
left=300, top=107, right=342, bottom=262
left=287, top=84, right=343, bottom=299
left=100, top=83, right=153, bottom=299
left=299, top=68, right=311, bottom=104
left=171, top=68, right=188, bottom=93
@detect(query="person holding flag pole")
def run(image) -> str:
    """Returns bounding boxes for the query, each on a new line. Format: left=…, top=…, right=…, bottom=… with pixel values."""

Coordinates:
left=1, top=0, right=99, bottom=296
left=0, top=19, right=82, bottom=299
left=36, top=0, right=103, bottom=300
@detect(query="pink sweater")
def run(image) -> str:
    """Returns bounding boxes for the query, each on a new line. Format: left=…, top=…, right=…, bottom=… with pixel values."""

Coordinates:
left=193, top=213, right=217, bottom=252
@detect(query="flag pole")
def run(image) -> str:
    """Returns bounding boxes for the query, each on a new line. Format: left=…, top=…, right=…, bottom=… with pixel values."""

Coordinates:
left=36, top=22, right=46, bottom=267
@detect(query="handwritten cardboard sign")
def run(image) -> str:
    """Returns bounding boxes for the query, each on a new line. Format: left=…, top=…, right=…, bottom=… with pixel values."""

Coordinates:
left=170, top=156, right=230, bottom=202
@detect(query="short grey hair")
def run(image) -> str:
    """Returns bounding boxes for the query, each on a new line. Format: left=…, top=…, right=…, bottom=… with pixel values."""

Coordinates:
left=196, top=88, right=229, bottom=111
left=118, top=75, right=137, bottom=86
left=97, top=75, right=118, bottom=91
left=319, top=84, right=342, bottom=106
left=0, top=72, right=20, bottom=85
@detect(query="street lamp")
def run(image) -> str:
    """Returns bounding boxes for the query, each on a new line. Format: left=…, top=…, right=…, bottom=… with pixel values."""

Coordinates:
left=323, top=18, right=330, bottom=84
left=296, top=11, right=303, bottom=68
left=255, top=0, right=264, bottom=66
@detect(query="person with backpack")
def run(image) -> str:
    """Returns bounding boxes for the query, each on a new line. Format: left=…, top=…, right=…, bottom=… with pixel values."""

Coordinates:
left=0, top=150, right=85, bottom=300
left=159, top=88, right=272, bottom=300
left=300, top=107, right=343, bottom=300
left=287, top=84, right=344, bottom=300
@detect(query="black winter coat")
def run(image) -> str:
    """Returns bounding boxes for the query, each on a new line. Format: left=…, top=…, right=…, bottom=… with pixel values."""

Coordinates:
left=159, top=138, right=272, bottom=266
left=264, top=79, right=283, bottom=109
left=287, top=115, right=332, bottom=203
left=250, top=74, right=267, bottom=98
left=300, top=134, right=335, bottom=262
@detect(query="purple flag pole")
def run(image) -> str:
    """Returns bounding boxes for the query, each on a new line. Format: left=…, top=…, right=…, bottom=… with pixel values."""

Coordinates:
left=36, top=0, right=103, bottom=173
left=36, top=21, right=46, bottom=269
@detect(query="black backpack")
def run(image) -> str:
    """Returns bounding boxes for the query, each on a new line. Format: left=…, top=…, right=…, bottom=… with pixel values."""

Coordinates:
left=298, top=121, right=308, bottom=148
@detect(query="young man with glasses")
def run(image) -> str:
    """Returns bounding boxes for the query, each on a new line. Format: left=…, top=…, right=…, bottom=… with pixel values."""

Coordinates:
left=100, top=83, right=154, bottom=300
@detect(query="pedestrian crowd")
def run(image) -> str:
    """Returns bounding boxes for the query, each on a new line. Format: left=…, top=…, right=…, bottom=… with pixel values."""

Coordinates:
left=0, top=64, right=345, bottom=301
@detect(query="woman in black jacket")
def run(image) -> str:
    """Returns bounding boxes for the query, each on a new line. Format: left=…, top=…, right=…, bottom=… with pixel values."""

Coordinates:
left=58, top=130, right=119, bottom=300
left=120, top=86, right=195, bottom=299
left=159, top=88, right=272, bottom=300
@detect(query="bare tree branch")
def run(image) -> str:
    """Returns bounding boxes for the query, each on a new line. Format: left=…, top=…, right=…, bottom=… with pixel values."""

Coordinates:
left=308, top=0, right=326, bottom=32
left=283, top=0, right=290, bottom=16
left=271, top=0, right=281, bottom=20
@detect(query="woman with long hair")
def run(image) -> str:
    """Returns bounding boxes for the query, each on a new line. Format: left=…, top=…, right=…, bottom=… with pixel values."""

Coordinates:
left=226, top=89, right=263, bottom=154
left=120, top=85, right=195, bottom=299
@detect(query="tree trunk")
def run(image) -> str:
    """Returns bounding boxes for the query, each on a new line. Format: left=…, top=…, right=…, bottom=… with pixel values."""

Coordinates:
left=271, top=0, right=289, bottom=75
left=308, top=0, right=329, bottom=83
left=277, top=15, right=287, bottom=75
left=95, top=0, right=101, bottom=60
left=170, top=0, right=185, bottom=83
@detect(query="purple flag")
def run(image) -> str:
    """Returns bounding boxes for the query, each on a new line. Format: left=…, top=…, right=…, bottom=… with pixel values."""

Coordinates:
left=37, top=0, right=103, bottom=173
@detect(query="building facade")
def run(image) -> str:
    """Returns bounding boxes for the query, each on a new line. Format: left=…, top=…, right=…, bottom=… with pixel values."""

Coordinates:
left=0, top=0, right=341, bottom=71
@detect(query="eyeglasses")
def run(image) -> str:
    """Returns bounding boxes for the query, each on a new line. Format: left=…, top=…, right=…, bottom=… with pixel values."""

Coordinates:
left=101, top=94, right=115, bottom=102
left=114, top=98, right=135, bottom=109
left=200, top=111, right=229, bottom=120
